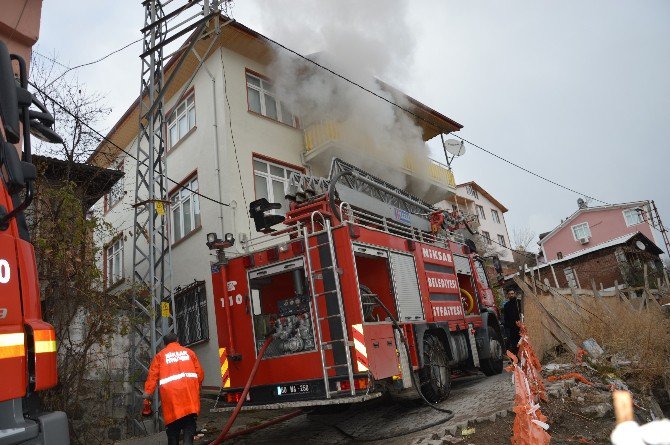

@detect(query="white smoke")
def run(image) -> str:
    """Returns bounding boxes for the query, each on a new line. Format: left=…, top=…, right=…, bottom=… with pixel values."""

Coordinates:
left=260, top=0, right=432, bottom=188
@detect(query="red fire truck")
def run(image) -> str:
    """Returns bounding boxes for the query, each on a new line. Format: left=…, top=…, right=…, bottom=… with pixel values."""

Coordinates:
left=210, top=158, right=504, bottom=410
left=0, top=41, right=69, bottom=443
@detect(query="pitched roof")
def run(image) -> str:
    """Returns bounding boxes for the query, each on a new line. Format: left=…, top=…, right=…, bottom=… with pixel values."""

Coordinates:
left=456, top=181, right=508, bottom=213
left=538, top=201, right=650, bottom=246
left=88, top=17, right=463, bottom=167
left=534, top=231, right=662, bottom=269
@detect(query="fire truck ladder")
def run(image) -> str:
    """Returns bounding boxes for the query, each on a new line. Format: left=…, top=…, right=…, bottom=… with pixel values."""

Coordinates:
left=303, top=212, right=356, bottom=398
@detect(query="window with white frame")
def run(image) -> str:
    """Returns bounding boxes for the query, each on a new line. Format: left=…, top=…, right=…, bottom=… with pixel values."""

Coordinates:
left=175, top=281, right=209, bottom=346
left=491, top=209, right=501, bottom=224
left=246, top=72, right=298, bottom=127
left=253, top=157, right=300, bottom=215
left=167, top=93, right=196, bottom=148
left=465, top=185, right=479, bottom=199
left=476, top=205, right=486, bottom=220
left=106, top=237, right=123, bottom=287
left=572, top=222, right=591, bottom=240
left=482, top=231, right=491, bottom=245
left=170, top=177, right=201, bottom=242
left=623, top=208, right=644, bottom=227
left=497, top=234, right=506, bottom=247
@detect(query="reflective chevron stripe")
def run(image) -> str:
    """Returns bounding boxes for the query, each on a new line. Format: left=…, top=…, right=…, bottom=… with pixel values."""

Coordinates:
left=219, top=347, right=230, bottom=388
left=351, top=324, right=368, bottom=372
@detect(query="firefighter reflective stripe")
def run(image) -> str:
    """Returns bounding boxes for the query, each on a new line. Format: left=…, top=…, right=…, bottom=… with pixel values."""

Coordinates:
left=34, top=329, right=57, bottom=354
left=351, top=324, right=368, bottom=372
left=0, top=332, right=25, bottom=359
left=219, top=348, right=230, bottom=388
left=159, top=372, right=199, bottom=386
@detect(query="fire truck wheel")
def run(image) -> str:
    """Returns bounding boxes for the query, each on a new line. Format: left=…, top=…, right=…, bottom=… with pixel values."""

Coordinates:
left=480, top=327, right=504, bottom=376
left=418, top=335, right=451, bottom=403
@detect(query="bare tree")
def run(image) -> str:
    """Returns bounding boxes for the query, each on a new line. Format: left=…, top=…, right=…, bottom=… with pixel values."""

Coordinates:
left=512, top=225, right=537, bottom=252
left=29, top=53, right=111, bottom=163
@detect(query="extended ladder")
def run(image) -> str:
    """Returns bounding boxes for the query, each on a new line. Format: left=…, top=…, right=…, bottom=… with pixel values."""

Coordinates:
left=303, top=213, right=356, bottom=398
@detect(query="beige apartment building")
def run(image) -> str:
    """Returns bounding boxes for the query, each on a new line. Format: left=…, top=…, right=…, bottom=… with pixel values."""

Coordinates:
left=89, top=19, right=464, bottom=390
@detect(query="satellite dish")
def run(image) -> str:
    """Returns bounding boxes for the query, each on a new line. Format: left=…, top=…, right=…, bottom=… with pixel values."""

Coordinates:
left=635, top=240, right=646, bottom=251
left=443, top=139, right=466, bottom=157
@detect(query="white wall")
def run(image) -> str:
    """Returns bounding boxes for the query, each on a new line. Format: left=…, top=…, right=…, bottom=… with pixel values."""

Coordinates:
left=456, top=186, right=513, bottom=262
left=96, top=45, right=308, bottom=388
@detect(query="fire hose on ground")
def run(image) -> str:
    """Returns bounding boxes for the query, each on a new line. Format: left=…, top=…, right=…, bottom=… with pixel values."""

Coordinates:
left=208, top=336, right=305, bottom=444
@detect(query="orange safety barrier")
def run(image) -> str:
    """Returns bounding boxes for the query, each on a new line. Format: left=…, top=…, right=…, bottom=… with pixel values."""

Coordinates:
left=575, top=348, right=587, bottom=365
left=507, top=321, right=551, bottom=445
left=515, top=321, right=547, bottom=402
left=507, top=351, right=551, bottom=445
left=546, top=372, right=593, bottom=386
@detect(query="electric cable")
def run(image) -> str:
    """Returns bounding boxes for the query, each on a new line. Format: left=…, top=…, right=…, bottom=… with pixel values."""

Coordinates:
left=256, top=29, right=610, bottom=206
left=219, top=44, right=253, bottom=236
left=370, top=294, right=455, bottom=417
left=29, top=82, right=231, bottom=209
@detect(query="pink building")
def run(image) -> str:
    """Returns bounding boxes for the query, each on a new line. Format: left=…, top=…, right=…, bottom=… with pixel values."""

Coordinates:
left=539, top=201, right=657, bottom=262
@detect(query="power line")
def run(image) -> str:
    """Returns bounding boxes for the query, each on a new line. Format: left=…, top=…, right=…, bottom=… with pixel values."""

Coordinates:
left=37, top=38, right=143, bottom=88
left=29, top=81, right=231, bottom=208
left=256, top=30, right=610, bottom=206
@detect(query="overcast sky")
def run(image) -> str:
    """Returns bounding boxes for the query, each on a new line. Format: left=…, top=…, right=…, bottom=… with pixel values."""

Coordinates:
left=38, top=1, right=670, bottom=254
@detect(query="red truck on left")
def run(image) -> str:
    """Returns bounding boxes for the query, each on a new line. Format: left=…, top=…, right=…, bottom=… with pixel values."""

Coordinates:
left=0, top=36, right=70, bottom=444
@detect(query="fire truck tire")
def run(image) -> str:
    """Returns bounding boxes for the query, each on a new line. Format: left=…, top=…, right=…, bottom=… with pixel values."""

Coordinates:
left=480, top=327, right=504, bottom=376
left=418, top=335, right=451, bottom=403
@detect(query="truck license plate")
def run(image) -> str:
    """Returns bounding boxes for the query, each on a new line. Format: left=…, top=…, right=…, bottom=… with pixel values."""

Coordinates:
left=277, top=383, right=310, bottom=396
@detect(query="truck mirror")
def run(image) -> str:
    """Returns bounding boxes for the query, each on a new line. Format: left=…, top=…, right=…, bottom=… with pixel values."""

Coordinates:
left=249, top=198, right=285, bottom=234
left=1, top=140, right=25, bottom=193
left=0, top=41, right=20, bottom=143
left=492, top=256, right=502, bottom=274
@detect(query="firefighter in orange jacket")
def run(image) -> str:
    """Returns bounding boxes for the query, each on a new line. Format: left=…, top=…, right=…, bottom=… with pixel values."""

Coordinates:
left=143, top=332, right=204, bottom=445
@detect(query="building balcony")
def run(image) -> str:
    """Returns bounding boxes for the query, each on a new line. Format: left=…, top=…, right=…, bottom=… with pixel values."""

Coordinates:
left=303, top=120, right=456, bottom=204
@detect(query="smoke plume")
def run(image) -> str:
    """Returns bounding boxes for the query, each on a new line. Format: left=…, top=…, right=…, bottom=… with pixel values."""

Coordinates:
left=261, top=0, right=432, bottom=188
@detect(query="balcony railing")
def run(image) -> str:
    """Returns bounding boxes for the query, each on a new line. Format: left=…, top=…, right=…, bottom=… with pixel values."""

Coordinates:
left=303, top=120, right=456, bottom=190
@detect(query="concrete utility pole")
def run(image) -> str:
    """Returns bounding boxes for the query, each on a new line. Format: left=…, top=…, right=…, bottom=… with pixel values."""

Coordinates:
left=129, top=0, right=222, bottom=434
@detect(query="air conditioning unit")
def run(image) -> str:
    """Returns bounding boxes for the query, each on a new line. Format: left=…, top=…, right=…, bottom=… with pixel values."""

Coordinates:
left=579, top=237, right=590, bottom=245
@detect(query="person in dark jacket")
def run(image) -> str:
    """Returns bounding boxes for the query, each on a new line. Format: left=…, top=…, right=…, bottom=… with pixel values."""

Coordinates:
left=503, top=289, right=522, bottom=355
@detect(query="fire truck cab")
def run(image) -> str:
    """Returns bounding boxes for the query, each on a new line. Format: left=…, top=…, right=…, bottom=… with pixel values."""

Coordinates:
left=211, top=159, right=504, bottom=409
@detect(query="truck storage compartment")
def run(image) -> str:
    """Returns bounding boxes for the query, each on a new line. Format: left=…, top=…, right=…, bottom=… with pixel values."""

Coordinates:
left=353, top=245, right=398, bottom=322
left=248, top=259, right=317, bottom=359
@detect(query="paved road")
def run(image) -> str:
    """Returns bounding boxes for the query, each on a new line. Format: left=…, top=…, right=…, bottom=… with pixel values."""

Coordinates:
left=116, top=372, right=513, bottom=444
left=229, top=372, right=513, bottom=444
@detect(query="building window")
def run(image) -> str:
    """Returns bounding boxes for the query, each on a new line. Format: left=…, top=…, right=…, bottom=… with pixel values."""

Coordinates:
left=564, top=267, right=577, bottom=288
left=557, top=252, right=563, bottom=260
left=491, top=209, right=501, bottom=224
left=105, top=160, right=124, bottom=212
left=105, top=237, right=123, bottom=288
left=623, top=208, right=644, bottom=227
left=572, top=222, right=591, bottom=240
left=175, top=281, right=209, bottom=346
left=170, top=177, right=201, bottom=242
left=482, top=231, right=491, bottom=245
left=476, top=205, right=486, bottom=220
left=497, top=234, right=506, bottom=247
left=466, top=185, right=479, bottom=199
left=253, top=157, right=301, bottom=215
left=167, top=93, right=196, bottom=148
left=246, top=72, right=298, bottom=127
